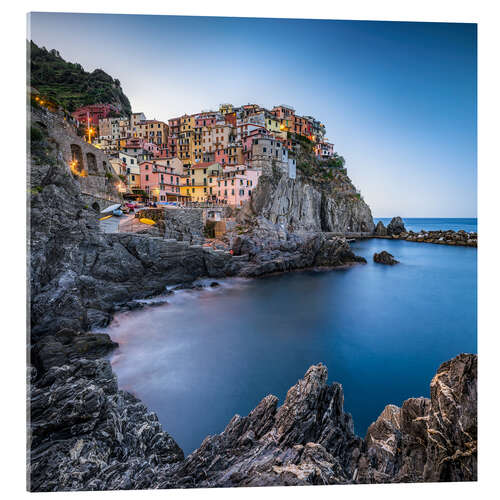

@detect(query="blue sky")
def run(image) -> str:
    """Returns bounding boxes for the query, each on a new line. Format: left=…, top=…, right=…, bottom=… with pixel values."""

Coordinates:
left=29, top=13, right=477, bottom=217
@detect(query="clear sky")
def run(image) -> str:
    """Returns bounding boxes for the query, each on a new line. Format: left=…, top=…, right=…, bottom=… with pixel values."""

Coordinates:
left=28, top=13, right=477, bottom=217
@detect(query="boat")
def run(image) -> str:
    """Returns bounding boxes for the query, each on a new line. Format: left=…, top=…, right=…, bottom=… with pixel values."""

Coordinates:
left=112, top=209, right=123, bottom=217
left=139, top=218, right=156, bottom=225
left=100, top=203, right=122, bottom=214
left=98, top=214, right=113, bottom=221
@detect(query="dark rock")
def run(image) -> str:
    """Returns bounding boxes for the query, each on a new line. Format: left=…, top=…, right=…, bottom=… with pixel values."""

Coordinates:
left=373, top=251, right=399, bottom=265
left=209, top=281, right=220, bottom=288
left=387, top=216, right=406, bottom=235
left=374, top=221, right=388, bottom=236
left=357, top=354, right=477, bottom=484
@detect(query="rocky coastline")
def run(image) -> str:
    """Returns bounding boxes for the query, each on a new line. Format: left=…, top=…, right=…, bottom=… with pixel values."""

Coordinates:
left=373, top=217, right=477, bottom=247
left=28, top=109, right=477, bottom=491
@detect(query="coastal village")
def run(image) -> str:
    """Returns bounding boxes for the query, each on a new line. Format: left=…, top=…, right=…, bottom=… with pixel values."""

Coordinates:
left=68, top=101, right=335, bottom=206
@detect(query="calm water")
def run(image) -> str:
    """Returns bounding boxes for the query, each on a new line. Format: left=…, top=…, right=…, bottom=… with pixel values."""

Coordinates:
left=106, top=235, right=477, bottom=455
left=374, top=217, right=477, bottom=233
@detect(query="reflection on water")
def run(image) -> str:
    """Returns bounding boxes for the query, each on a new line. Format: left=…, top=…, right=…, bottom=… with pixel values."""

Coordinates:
left=106, top=240, right=477, bottom=454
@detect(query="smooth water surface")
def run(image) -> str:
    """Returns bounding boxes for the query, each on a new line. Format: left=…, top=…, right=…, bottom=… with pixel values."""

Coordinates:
left=107, top=237, right=477, bottom=454
left=374, top=217, right=477, bottom=233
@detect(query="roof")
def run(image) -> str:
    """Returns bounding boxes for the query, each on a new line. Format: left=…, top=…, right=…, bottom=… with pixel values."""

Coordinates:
left=190, top=162, right=220, bottom=169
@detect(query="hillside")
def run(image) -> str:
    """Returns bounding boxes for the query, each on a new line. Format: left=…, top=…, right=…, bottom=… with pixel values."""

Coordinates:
left=28, top=41, right=131, bottom=114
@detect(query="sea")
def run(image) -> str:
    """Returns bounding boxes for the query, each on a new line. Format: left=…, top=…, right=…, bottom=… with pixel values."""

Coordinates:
left=374, top=217, right=477, bottom=233
left=105, top=218, right=477, bottom=454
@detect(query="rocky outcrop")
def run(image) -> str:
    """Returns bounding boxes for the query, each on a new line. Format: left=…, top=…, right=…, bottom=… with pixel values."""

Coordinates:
left=29, top=332, right=184, bottom=492
left=357, top=354, right=477, bottom=483
left=231, top=217, right=366, bottom=277
left=373, top=251, right=399, bottom=265
left=161, top=364, right=362, bottom=488
left=374, top=220, right=388, bottom=236
left=387, top=216, right=406, bottom=235
left=239, top=166, right=374, bottom=234
left=29, top=344, right=477, bottom=491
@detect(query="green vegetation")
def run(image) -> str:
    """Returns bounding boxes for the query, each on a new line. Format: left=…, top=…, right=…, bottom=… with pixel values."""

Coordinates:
left=105, top=172, right=114, bottom=180
left=28, top=41, right=131, bottom=114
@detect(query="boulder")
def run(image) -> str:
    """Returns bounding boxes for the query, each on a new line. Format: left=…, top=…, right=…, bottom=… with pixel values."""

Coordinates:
left=373, top=251, right=399, bottom=265
left=387, top=216, right=406, bottom=235
left=374, top=221, right=388, bottom=236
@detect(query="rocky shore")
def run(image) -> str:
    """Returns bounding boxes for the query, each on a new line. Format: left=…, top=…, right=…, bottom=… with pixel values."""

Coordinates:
left=374, top=218, right=477, bottom=247
left=30, top=338, right=477, bottom=490
left=28, top=109, right=477, bottom=491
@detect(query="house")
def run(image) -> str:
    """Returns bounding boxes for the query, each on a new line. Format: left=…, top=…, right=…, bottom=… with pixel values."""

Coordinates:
left=180, top=162, right=223, bottom=202
left=71, top=103, right=119, bottom=127
left=315, top=141, right=335, bottom=160
left=139, top=161, right=183, bottom=202
left=217, top=165, right=261, bottom=207
left=120, top=152, right=141, bottom=190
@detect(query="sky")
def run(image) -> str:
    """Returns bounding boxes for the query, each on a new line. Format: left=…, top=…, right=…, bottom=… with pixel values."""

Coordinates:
left=28, top=13, right=477, bottom=217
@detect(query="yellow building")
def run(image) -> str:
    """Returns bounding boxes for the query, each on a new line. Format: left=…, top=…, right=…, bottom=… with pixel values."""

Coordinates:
left=178, top=114, right=195, bottom=166
left=180, top=162, right=223, bottom=202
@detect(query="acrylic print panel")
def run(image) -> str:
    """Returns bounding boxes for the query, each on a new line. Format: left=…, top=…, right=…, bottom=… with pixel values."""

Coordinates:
left=27, top=12, right=477, bottom=492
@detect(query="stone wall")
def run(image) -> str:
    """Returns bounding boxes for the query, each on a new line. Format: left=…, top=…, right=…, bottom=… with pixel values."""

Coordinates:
left=31, top=106, right=122, bottom=203
left=136, top=207, right=205, bottom=244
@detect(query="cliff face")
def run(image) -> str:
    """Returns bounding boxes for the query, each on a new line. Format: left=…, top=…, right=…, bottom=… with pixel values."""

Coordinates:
left=240, top=164, right=374, bottom=234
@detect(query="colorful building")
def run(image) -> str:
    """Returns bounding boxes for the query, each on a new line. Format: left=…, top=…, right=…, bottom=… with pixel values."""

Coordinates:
left=217, top=165, right=261, bottom=207
left=71, top=103, right=119, bottom=127
left=139, top=160, right=183, bottom=202
left=180, top=162, right=223, bottom=202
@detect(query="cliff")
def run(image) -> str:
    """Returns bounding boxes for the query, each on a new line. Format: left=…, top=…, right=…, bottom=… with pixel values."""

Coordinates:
left=239, top=159, right=374, bottom=234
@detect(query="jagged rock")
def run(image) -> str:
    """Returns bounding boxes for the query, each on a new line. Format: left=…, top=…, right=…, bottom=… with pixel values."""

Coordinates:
left=387, top=216, right=406, bottom=235
left=374, top=221, right=388, bottom=236
left=357, top=353, right=477, bottom=484
left=373, top=251, right=399, bottom=265
left=162, top=364, right=362, bottom=488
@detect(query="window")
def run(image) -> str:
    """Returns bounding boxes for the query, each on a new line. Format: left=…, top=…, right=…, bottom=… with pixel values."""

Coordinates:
left=263, top=147, right=267, bottom=153
left=145, top=165, right=149, bottom=170
left=131, top=159, right=134, bottom=164
left=132, top=175, right=135, bottom=181
left=231, top=189, right=234, bottom=195
left=145, top=175, right=149, bottom=181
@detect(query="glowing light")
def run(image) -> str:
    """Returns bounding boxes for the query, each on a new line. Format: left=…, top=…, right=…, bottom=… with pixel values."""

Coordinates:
left=69, top=160, right=87, bottom=177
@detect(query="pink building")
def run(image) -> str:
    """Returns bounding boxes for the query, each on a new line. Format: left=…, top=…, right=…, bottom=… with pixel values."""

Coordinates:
left=216, top=165, right=262, bottom=207
left=139, top=161, right=182, bottom=202
left=194, top=112, right=217, bottom=128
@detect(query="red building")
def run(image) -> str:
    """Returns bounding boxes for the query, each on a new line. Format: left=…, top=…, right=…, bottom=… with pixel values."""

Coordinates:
left=71, top=104, right=119, bottom=127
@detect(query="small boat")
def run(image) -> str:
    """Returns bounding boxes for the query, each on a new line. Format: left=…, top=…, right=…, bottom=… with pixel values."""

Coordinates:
left=139, top=218, right=156, bottom=225
left=112, top=209, right=123, bottom=217
left=100, top=203, right=122, bottom=214
left=98, top=214, right=113, bottom=221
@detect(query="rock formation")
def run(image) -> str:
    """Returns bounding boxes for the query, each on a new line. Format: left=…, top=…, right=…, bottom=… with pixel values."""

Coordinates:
left=239, top=164, right=374, bottom=234
left=29, top=353, right=477, bottom=491
left=357, top=354, right=477, bottom=483
left=374, top=220, right=388, bottom=236
left=373, top=251, right=399, bottom=265
left=387, top=216, right=406, bottom=235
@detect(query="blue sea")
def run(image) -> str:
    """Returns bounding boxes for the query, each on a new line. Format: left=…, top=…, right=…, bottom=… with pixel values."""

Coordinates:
left=374, top=217, right=477, bottom=233
left=106, top=218, right=477, bottom=454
